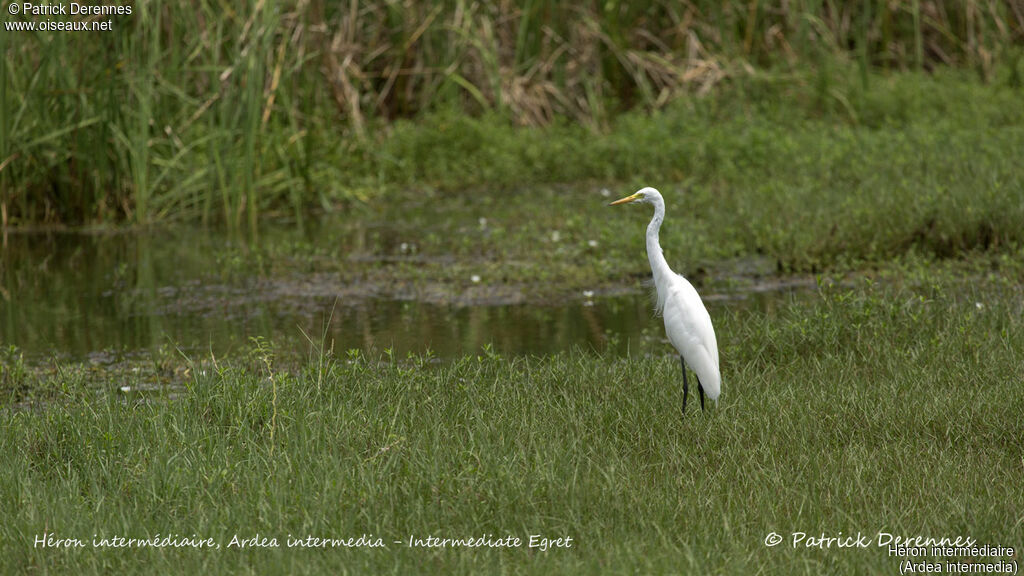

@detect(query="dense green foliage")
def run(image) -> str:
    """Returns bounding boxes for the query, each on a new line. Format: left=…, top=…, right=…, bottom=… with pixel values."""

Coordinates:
left=3, top=69, right=1023, bottom=276
left=2, top=1, right=1022, bottom=225
left=369, top=74, right=1024, bottom=273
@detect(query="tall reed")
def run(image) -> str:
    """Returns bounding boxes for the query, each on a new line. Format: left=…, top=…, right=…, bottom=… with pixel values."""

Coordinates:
left=1, top=0, right=1020, bottom=226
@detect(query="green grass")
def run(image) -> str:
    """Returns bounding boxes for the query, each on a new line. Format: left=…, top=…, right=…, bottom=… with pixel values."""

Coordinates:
left=2, top=0, right=1022, bottom=225
left=3, top=66, right=1023, bottom=280
left=169, top=71, right=1023, bottom=300
left=363, top=71, right=1024, bottom=276
left=3, top=277, right=1022, bottom=574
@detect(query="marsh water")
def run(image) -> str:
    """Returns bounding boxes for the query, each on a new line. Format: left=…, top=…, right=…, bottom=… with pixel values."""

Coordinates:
left=0, top=216, right=808, bottom=366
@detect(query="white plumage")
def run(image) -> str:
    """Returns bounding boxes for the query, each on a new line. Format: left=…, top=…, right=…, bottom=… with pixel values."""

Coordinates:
left=662, top=275, right=720, bottom=401
left=610, top=187, right=721, bottom=410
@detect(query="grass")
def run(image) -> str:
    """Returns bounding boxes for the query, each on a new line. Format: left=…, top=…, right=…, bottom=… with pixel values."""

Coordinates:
left=361, top=71, right=1024, bottom=276
left=129, top=71, right=1020, bottom=299
left=3, top=276, right=1022, bottom=574
left=1, top=1, right=1022, bottom=225
left=3, top=63, right=1023, bottom=275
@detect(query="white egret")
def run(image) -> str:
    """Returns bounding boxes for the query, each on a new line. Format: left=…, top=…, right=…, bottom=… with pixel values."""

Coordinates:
left=609, top=187, right=720, bottom=414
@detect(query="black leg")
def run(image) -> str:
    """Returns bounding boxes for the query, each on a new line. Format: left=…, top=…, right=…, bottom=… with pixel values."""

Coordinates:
left=680, top=356, right=689, bottom=416
left=698, top=379, right=705, bottom=412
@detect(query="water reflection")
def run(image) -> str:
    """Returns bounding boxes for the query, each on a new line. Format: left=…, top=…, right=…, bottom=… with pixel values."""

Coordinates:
left=0, top=226, right=807, bottom=362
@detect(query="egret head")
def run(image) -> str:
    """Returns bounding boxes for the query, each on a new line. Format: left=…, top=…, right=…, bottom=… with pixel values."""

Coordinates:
left=608, top=187, right=662, bottom=207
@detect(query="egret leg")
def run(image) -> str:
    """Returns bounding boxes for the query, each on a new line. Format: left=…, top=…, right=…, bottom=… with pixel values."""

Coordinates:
left=680, top=357, right=689, bottom=416
left=697, top=379, right=706, bottom=412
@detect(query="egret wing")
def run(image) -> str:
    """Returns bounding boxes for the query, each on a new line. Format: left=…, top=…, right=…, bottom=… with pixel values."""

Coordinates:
left=661, top=275, right=721, bottom=400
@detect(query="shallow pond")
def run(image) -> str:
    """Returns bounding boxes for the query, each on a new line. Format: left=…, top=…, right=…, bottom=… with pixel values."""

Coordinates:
left=0, top=217, right=810, bottom=364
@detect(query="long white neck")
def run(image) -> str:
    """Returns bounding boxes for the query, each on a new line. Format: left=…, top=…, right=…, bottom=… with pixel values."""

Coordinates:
left=646, top=194, right=674, bottom=285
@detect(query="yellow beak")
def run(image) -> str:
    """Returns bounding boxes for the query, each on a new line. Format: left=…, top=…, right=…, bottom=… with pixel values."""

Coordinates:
left=608, top=192, right=640, bottom=206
